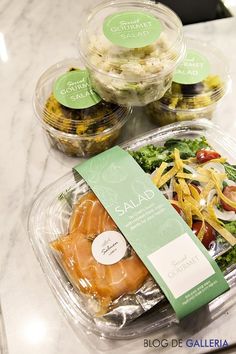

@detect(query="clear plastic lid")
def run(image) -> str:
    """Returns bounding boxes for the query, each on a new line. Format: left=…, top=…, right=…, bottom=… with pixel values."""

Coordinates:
left=79, top=0, right=185, bottom=80
left=157, top=37, right=231, bottom=110
left=34, top=59, right=130, bottom=136
left=28, top=120, right=236, bottom=340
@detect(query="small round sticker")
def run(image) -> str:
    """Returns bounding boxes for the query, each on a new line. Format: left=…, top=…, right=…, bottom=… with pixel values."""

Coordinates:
left=173, top=49, right=210, bottom=85
left=92, top=231, right=127, bottom=265
left=103, top=11, right=162, bottom=48
left=53, top=70, right=101, bottom=109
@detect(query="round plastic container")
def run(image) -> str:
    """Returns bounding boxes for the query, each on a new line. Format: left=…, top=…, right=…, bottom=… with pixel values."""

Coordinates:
left=34, top=59, right=131, bottom=157
left=146, top=37, right=231, bottom=126
left=78, top=0, right=185, bottom=106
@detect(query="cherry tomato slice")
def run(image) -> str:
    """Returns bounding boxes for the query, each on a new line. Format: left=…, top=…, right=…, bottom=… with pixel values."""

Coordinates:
left=221, top=186, right=236, bottom=212
left=196, top=149, right=221, bottom=163
left=192, top=221, right=216, bottom=249
left=171, top=203, right=181, bottom=215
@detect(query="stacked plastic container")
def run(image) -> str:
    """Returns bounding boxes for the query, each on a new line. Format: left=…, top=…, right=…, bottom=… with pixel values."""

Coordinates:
left=34, top=0, right=187, bottom=157
left=34, top=0, right=230, bottom=158
left=30, top=0, right=235, bottom=343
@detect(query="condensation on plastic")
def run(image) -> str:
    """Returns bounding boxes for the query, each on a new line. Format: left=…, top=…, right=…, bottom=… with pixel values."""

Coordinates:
left=78, top=0, right=186, bottom=106
left=28, top=120, right=236, bottom=340
left=146, top=37, right=231, bottom=126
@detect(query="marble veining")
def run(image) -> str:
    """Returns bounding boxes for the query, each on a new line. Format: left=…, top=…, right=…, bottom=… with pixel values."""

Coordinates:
left=0, top=0, right=236, bottom=353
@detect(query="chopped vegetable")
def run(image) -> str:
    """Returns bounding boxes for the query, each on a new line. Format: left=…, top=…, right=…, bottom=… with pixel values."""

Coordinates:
left=86, top=33, right=177, bottom=106
left=131, top=137, right=209, bottom=173
left=146, top=74, right=225, bottom=126
left=196, top=149, right=221, bottom=163
left=132, top=136, right=236, bottom=268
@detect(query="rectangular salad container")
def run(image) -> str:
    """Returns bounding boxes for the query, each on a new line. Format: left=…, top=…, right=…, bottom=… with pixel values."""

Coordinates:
left=28, top=120, right=236, bottom=340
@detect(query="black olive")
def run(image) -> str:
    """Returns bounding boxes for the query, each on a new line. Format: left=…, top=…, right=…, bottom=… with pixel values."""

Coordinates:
left=181, top=82, right=204, bottom=95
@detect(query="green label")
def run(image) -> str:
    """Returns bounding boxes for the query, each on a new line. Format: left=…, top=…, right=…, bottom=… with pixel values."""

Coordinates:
left=53, top=70, right=101, bottom=109
left=173, top=49, right=210, bottom=85
left=74, top=147, right=229, bottom=319
left=103, top=11, right=162, bottom=48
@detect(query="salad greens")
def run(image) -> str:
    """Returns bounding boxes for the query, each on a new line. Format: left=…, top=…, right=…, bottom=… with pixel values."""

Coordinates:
left=216, top=246, right=236, bottom=272
left=131, top=137, right=209, bottom=173
left=130, top=145, right=171, bottom=173
left=163, top=136, right=209, bottom=159
left=224, top=221, right=236, bottom=235
left=131, top=136, right=236, bottom=274
left=224, top=163, right=236, bottom=182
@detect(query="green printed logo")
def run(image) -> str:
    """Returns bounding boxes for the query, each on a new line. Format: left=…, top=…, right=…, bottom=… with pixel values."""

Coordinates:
left=53, top=70, right=101, bottom=109
left=103, top=11, right=162, bottom=48
left=173, top=49, right=210, bottom=85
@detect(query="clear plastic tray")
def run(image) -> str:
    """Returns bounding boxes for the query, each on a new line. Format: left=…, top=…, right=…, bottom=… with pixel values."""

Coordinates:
left=28, top=119, right=236, bottom=340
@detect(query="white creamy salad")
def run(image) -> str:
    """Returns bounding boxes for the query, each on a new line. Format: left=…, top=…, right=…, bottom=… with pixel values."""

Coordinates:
left=86, top=33, right=177, bottom=106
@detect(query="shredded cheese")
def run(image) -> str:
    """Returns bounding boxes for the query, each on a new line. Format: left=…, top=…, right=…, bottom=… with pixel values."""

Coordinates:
left=152, top=162, right=168, bottom=186
left=176, top=172, right=209, bottom=183
left=158, top=166, right=179, bottom=188
left=178, top=178, right=190, bottom=196
left=189, top=184, right=201, bottom=202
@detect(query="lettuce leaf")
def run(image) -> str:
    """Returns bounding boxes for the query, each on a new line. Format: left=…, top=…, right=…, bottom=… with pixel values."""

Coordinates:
left=164, top=136, right=209, bottom=159
left=131, top=137, right=209, bottom=173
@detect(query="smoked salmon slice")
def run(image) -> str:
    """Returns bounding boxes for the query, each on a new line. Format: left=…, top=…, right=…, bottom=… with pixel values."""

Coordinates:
left=51, top=192, right=149, bottom=315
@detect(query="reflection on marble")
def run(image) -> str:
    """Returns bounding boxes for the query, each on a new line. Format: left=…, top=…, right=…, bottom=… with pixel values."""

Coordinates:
left=0, top=0, right=236, bottom=353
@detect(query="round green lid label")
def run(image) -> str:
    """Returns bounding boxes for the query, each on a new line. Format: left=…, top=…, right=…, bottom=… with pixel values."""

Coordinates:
left=53, top=70, right=101, bottom=109
left=173, top=49, right=210, bottom=85
left=103, top=11, right=162, bottom=48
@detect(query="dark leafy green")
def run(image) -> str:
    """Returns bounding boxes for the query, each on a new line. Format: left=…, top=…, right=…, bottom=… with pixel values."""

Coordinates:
left=224, top=163, right=236, bottom=182
left=224, top=221, right=236, bottom=235
left=131, top=137, right=209, bottom=173
left=130, top=145, right=171, bottom=173
left=216, top=246, right=236, bottom=272
left=164, top=136, right=209, bottom=159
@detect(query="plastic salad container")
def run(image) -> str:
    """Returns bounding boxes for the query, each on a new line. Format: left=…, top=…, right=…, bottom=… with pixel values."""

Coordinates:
left=146, top=38, right=231, bottom=126
left=34, top=59, right=131, bottom=157
left=28, top=120, right=236, bottom=339
left=78, top=0, right=186, bottom=106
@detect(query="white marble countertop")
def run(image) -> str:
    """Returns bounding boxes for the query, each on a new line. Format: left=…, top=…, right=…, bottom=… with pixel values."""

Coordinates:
left=1, top=1, right=236, bottom=353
